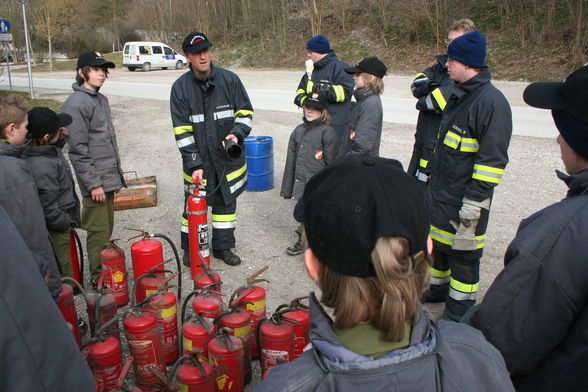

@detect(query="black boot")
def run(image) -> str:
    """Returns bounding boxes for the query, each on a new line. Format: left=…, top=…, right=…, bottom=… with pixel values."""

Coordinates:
left=213, top=249, right=241, bottom=266
left=182, top=251, right=190, bottom=267
left=286, top=237, right=303, bottom=256
left=421, top=283, right=449, bottom=303
left=442, top=298, right=475, bottom=321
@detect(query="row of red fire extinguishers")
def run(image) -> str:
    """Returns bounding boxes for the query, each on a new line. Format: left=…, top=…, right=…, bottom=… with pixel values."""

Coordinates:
left=55, top=179, right=311, bottom=392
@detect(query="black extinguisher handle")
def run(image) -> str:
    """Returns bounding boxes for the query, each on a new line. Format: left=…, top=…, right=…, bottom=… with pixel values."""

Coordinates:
left=153, top=233, right=182, bottom=303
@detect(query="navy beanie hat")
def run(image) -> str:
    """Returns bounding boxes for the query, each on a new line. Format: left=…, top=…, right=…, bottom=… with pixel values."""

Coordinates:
left=447, top=31, right=486, bottom=68
left=306, top=35, right=331, bottom=54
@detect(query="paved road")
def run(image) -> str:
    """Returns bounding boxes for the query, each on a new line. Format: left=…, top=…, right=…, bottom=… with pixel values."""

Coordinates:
left=1, top=67, right=556, bottom=138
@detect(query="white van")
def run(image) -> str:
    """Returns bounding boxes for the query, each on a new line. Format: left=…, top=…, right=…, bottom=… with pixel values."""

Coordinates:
left=122, top=41, right=187, bottom=71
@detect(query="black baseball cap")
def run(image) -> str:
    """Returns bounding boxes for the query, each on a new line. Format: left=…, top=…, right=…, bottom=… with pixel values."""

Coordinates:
left=345, top=56, right=387, bottom=79
left=77, top=51, right=115, bottom=69
left=27, top=107, right=72, bottom=139
left=182, top=32, right=213, bottom=54
left=299, top=155, right=429, bottom=278
left=523, top=65, right=588, bottom=123
left=303, top=92, right=327, bottom=111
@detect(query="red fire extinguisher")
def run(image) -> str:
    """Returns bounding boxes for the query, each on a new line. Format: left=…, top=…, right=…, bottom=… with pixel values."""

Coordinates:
left=128, top=229, right=183, bottom=305
left=216, top=299, right=254, bottom=385
left=281, top=297, right=311, bottom=360
left=257, top=309, right=296, bottom=380
left=193, top=269, right=222, bottom=293
left=180, top=292, right=217, bottom=360
left=82, top=335, right=123, bottom=392
left=133, top=268, right=178, bottom=306
left=232, top=266, right=269, bottom=360
left=187, top=178, right=210, bottom=278
left=87, top=275, right=120, bottom=339
left=191, top=289, right=224, bottom=323
left=208, top=330, right=244, bottom=392
left=100, top=240, right=129, bottom=307
left=69, top=228, right=84, bottom=284
left=123, top=309, right=166, bottom=389
left=57, top=278, right=84, bottom=346
left=169, top=354, right=216, bottom=392
left=147, top=291, right=180, bottom=365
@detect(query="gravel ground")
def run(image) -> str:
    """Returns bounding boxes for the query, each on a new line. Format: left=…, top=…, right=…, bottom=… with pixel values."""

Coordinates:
left=39, top=71, right=564, bottom=389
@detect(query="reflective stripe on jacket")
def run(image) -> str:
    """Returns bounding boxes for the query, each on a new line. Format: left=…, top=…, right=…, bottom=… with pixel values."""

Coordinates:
left=426, top=69, right=512, bottom=257
left=170, top=64, right=253, bottom=204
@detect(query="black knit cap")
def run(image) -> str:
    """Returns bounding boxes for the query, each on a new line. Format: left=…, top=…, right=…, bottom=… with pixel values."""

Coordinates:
left=27, top=107, right=72, bottom=139
left=182, top=32, right=213, bottom=54
left=299, top=155, right=429, bottom=278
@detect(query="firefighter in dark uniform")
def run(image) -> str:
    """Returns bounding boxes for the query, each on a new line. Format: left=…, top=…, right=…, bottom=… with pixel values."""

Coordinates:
left=294, top=35, right=354, bottom=150
left=170, top=32, right=253, bottom=266
left=408, top=19, right=476, bottom=186
left=422, top=31, right=512, bottom=321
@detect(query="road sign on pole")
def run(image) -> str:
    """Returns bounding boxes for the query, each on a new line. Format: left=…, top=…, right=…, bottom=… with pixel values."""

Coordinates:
left=0, top=19, right=10, bottom=34
left=0, top=34, right=13, bottom=42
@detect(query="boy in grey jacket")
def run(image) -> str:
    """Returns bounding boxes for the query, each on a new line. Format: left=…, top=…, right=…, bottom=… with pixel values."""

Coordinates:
left=61, top=51, right=125, bottom=287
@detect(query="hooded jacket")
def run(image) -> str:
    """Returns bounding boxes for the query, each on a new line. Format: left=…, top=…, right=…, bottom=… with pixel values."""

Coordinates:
left=23, top=145, right=81, bottom=231
left=256, top=293, right=514, bottom=391
left=342, top=88, right=383, bottom=157
left=295, top=52, right=354, bottom=138
left=464, top=168, right=588, bottom=391
left=61, top=83, right=125, bottom=197
left=0, top=142, right=62, bottom=299
left=170, top=64, right=253, bottom=204
left=426, top=69, right=512, bottom=259
left=280, top=118, right=338, bottom=201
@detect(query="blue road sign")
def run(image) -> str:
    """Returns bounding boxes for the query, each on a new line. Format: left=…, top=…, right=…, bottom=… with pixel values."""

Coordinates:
left=0, top=20, right=11, bottom=34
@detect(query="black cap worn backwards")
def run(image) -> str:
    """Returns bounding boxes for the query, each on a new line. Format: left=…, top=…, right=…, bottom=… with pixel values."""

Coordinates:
left=299, top=155, right=429, bottom=278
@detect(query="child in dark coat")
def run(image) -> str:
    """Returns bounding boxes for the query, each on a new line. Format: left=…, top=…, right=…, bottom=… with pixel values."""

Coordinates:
left=24, top=107, right=81, bottom=279
left=280, top=93, right=338, bottom=255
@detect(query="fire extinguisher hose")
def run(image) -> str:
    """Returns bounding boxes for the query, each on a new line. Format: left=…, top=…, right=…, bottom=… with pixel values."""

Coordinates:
left=71, top=228, right=84, bottom=284
left=153, top=233, right=182, bottom=303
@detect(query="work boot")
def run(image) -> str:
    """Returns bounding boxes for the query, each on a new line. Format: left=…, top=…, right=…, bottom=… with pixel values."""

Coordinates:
left=183, top=251, right=190, bottom=267
left=213, top=249, right=241, bottom=266
left=286, top=238, right=303, bottom=256
left=421, top=283, right=449, bottom=303
left=90, top=277, right=98, bottom=290
left=78, top=318, right=88, bottom=337
left=442, top=298, right=475, bottom=322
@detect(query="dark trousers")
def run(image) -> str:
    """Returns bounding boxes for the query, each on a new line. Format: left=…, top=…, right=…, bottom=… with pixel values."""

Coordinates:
left=430, top=250, right=480, bottom=320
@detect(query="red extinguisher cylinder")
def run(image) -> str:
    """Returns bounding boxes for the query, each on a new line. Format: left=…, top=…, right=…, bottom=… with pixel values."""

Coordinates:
left=191, top=293, right=223, bottom=323
left=187, top=191, right=210, bottom=278
left=68, top=228, right=82, bottom=283
left=193, top=271, right=222, bottom=293
left=217, top=310, right=253, bottom=385
left=259, top=320, right=295, bottom=379
left=87, top=293, right=119, bottom=339
left=137, top=275, right=168, bottom=304
left=100, top=241, right=129, bottom=307
left=175, top=359, right=216, bottom=392
left=131, top=238, right=164, bottom=299
left=84, top=336, right=123, bottom=392
left=123, top=311, right=166, bottom=388
left=183, top=317, right=216, bottom=360
left=236, top=286, right=266, bottom=359
left=57, top=283, right=81, bottom=346
left=282, top=308, right=311, bottom=359
left=208, top=334, right=244, bottom=392
left=149, top=292, right=180, bottom=364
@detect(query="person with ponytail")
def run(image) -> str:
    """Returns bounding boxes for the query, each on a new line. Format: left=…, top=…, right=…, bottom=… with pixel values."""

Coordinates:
left=256, top=155, right=513, bottom=391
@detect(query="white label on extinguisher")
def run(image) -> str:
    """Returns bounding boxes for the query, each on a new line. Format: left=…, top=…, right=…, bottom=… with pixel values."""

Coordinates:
left=262, top=349, right=289, bottom=371
left=198, top=224, right=209, bottom=249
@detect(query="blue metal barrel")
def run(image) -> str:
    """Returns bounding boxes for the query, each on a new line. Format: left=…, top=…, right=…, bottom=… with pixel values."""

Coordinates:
left=244, top=136, right=274, bottom=191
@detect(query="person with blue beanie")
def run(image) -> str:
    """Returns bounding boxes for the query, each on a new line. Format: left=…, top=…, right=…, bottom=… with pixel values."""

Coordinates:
left=422, top=30, right=513, bottom=321
left=294, top=34, right=354, bottom=152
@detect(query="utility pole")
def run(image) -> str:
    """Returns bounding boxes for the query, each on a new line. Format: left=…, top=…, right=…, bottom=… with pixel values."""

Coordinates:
left=19, top=0, right=34, bottom=98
